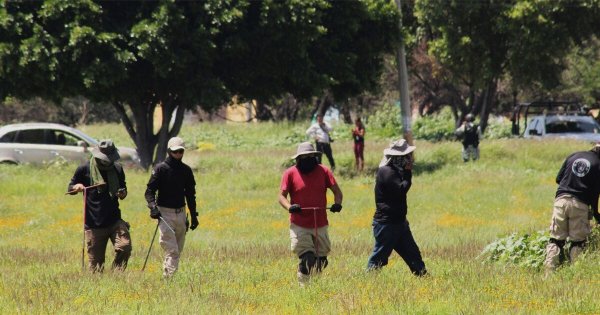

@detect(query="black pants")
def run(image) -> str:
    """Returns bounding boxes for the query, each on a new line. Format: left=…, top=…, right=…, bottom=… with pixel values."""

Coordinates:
left=316, top=142, right=335, bottom=169
left=367, top=220, right=426, bottom=275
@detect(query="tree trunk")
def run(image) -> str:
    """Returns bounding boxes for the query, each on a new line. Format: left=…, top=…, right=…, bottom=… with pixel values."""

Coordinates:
left=254, top=101, right=273, bottom=121
left=317, top=91, right=333, bottom=116
left=479, top=79, right=497, bottom=134
left=339, top=101, right=352, bottom=124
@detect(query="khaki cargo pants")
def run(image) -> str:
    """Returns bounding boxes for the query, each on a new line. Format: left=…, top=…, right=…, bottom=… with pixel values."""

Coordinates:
left=290, top=223, right=331, bottom=257
left=159, top=206, right=187, bottom=277
left=544, top=195, right=591, bottom=270
left=85, top=219, right=131, bottom=272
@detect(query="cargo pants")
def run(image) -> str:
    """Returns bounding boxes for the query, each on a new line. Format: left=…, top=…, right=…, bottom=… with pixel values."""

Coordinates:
left=544, top=195, right=591, bottom=270
left=159, top=206, right=187, bottom=277
left=85, top=219, right=132, bottom=272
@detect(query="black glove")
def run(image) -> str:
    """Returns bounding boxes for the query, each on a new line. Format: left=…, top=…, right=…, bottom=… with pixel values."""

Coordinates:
left=150, top=206, right=161, bottom=219
left=289, top=204, right=301, bottom=214
left=330, top=203, right=342, bottom=213
left=190, top=212, right=199, bottom=230
left=594, top=212, right=600, bottom=225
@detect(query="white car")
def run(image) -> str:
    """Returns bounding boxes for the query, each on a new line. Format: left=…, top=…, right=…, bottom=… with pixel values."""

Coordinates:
left=0, top=123, right=141, bottom=168
left=523, top=115, right=600, bottom=142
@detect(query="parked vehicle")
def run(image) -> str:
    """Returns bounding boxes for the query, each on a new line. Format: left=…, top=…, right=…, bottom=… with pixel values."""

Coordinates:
left=512, top=100, right=600, bottom=142
left=0, top=123, right=141, bottom=167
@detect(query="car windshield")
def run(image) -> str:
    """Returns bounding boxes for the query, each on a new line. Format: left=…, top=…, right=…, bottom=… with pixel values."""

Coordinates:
left=546, top=118, right=600, bottom=134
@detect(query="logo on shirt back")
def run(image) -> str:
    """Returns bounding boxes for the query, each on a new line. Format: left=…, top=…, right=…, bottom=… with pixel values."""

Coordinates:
left=571, top=158, right=591, bottom=177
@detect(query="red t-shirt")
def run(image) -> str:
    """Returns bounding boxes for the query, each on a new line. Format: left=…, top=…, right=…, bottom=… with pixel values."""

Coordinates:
left=280, top=164, right=336, bottom=228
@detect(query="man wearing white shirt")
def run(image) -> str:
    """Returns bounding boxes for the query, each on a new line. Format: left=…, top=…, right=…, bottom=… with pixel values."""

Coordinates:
left=306, top=114, right=336, bottom=170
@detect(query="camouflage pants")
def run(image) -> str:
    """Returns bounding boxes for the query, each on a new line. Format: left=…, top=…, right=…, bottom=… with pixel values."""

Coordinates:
left=85, top=219, right=132, bottom=272
left=462, top=144, right=479, bottom=162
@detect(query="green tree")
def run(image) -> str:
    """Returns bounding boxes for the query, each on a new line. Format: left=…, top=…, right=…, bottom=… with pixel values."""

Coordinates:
left=414, top=0, right=600, bottom=131
left=0, top=0, right=399, bottom=168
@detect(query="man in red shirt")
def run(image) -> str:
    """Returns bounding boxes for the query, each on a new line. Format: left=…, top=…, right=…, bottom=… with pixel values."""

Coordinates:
left=279, top=142, right=343, bottom=285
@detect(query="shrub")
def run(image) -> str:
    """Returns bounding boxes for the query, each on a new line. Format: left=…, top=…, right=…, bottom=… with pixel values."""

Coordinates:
left=366, top=102, right=402, bottom=138
left=413, top=107, right=456, bottom=141
left=484, top=116, right=513, bottom=139
left=479, top=227, right=600, bottom=269
left=479, top=231, right=550, bottom=269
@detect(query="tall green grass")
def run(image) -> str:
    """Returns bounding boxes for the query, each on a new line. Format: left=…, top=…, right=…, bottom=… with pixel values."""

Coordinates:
left=1, top=122, right=599, bottom=314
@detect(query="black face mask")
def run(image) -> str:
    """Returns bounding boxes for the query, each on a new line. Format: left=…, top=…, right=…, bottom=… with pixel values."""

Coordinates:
left=390, top=156, right=409, bottom=169
left=296, top=157, right=319, bottom=174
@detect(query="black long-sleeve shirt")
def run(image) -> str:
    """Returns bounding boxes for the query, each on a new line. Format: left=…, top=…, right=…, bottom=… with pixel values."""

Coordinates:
left=555, top=151, right=600, bottom=212
left=145, top=156, right=197, bottom=213
left=373, top=164, right=412, bottom=224
left=67, top=162, right=126, bottom=228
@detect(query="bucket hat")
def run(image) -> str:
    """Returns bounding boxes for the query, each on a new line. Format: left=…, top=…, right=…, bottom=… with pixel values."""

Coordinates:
left=291, top=142, right=322, bottom=159
left=379, top=139, right=415, bottom=167
left=91, top=139, right=120, bottom=162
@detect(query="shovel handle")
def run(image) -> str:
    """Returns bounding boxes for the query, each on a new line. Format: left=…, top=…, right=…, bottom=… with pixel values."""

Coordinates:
left=65, top=183, right=106, bottom=195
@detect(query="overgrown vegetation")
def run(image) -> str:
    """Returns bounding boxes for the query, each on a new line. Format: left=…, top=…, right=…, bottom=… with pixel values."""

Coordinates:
left=1, top=122, right=599, bottom=313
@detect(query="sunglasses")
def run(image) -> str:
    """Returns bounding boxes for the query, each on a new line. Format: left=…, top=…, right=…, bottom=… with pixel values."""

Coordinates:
left=170, top=149, right=184, bottom=154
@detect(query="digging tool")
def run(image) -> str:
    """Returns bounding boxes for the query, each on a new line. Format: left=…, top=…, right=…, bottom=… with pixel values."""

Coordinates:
left=65, top=183, right=106, bottom=271
left=142, top=221, right=160, bottom=271
left=64, top=183, right=105, bottom=195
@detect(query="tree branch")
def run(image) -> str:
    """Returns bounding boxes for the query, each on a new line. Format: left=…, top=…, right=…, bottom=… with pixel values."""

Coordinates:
left=113, top=101, right=137, bottom=140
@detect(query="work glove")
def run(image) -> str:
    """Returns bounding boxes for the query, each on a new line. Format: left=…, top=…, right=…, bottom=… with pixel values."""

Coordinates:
left=190, top=212, right=199, bottom=230
left=289, top=204, right=301, bottom=214
left=330, top=203, right=342, bottom=213
left=150, top=206, right=161, bottom=219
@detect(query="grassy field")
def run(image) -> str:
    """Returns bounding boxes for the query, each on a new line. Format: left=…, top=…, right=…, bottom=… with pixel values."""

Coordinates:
left=1, top=122, right=599, bottom=314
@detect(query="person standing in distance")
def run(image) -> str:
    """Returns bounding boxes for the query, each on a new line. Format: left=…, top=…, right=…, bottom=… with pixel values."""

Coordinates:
left=352, top=117, right=366, bottom=172
left=454, top=113, right=481, bottom=162
left=544, top=144, right=600, bottom=273
left=279, top=142, right=343, bottom=286
left=67, top=139, right=131, bottom=272
left=306, top=114, right=336, bottom=171
left=366, top=139, right=427, bottom=276
left=145, top=136, right=199, bottom=278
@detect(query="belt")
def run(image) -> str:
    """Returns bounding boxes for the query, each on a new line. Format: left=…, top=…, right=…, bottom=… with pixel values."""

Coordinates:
left=159, top=206, right=185, bottom=214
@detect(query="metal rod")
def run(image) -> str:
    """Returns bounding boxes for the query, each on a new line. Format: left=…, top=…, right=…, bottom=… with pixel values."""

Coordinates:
left=159, top=217, right=176, bottom=234
left=142, top=221, right=160, bottom=271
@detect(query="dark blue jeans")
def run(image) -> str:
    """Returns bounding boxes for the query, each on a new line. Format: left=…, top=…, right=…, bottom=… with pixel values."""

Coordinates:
left=367, top=220, right=427, bottom=276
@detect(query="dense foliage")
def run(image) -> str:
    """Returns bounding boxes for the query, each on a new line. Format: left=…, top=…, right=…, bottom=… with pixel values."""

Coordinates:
left=0, top=0, right=399, bottom=168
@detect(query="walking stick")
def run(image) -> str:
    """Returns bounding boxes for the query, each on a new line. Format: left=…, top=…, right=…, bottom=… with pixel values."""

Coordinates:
left=65, top=183, right=105, bottom=272
left=142, top=221, right=160, bottom=271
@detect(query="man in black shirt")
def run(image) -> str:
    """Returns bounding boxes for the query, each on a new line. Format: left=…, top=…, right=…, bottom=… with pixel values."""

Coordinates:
left=145, top=137, right=198, bottom=277
left=544, top=144, right=600, bottom=272
left=68, top=139, right=131, bottom=272
left=366, top=139, right=427, bottom=276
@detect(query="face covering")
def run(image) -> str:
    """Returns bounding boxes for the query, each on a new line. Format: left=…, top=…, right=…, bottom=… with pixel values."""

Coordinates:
left=390, top=156, right=409, bottom=169
left=296, top=156, right=319, bottom=174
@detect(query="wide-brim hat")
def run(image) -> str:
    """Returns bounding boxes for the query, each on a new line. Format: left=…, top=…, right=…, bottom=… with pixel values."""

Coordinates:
left=291, top=142, right=322, bottom=159
left=168, top=137, right=185, bottom=151
left=91, top=139, right=120, bottom=162
left=379, top=139, right=415, bottom=167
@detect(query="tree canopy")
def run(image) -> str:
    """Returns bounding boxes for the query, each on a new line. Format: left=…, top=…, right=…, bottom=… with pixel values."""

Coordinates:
left=413, top=0, right=600, bottom=130
left=0, top=0, right=399, bottom=168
